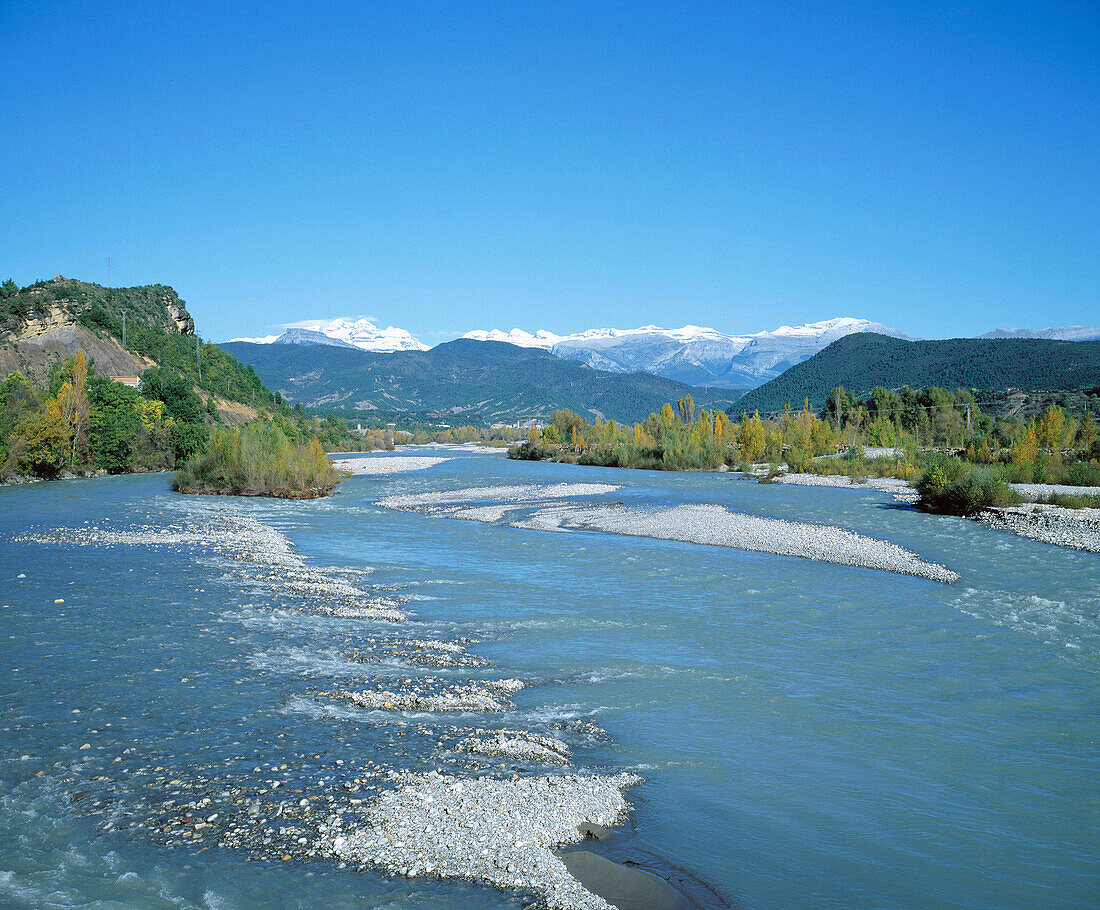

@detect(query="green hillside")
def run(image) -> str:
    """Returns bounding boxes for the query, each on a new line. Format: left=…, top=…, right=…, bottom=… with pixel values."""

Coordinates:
left=0, top=276, right=277, bottom=409
left=221, top=338, right=741, bottom=425
left=0, top=276, right=369, bottom=481
left=734, top=333, right=1100, bottom=415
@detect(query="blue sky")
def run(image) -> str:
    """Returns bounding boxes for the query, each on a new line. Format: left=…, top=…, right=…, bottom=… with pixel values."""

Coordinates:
left=2, top=1, right=1097, bottom=343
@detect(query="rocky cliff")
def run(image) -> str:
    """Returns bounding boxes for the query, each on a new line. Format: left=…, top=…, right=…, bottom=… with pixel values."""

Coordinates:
left=0, top=276, right=194, bottom=383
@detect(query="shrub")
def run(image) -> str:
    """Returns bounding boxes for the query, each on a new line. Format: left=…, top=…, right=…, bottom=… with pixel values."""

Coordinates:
left=174, top=420, right=338, bottom=498
left=916, top=454, right=1019, bottom=515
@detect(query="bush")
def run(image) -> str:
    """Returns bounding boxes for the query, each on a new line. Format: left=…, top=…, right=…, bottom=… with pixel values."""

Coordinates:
left=916, top=455, right=1019, bottom=515
left=1063, top=459, right=1100, bottom=487
left=174, top=421, right=338, bottom=498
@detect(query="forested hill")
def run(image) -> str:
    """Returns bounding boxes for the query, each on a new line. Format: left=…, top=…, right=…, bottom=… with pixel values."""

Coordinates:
left=221, top=338, right=742, bottom=425
left=0, top=276, right=370, bottom=481
left=734, top=333, right=1100, bottom=415
left=0, top=276, right=273, bottom=411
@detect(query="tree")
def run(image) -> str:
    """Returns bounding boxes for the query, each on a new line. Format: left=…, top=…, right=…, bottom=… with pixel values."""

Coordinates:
left=0, top=372, right=40, bottom=464
left=1036, top=406, right=1066, bottom=452
left=141, top=366, right=204, bottom=423
left=89, top=375, right=141, bottom=472
left=61, top=351, right=91, bottom=467
left=738, top=411, right=765, bottom=462
left=170, top=421, right=210, bottom=461
left=677, top=394, right=695, bottom=427
left=0, top=279, right=17, bottom=300
left=1012, top=424, right=1039, bottom=466
left=1076, top=412, right=1098, bottom=453
left=10, top=388, right=71, bottom=476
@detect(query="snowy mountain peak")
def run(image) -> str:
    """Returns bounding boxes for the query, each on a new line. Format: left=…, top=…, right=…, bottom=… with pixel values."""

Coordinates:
left=461, top=317, right=906, bottom=389
left=232, top=316, right=428, bottom=352
left=462, top=328, right=563, bottom=348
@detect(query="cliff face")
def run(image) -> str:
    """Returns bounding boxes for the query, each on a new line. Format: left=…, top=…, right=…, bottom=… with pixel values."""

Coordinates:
left=2, top=276, right=195, bottom=338
left=0, top=276, right=194, bottom=383
left=167, top=299, right=195, bottom=335
left=0, top=323, right=153, bottom=385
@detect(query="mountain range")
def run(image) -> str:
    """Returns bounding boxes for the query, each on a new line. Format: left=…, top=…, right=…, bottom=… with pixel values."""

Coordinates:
left=220, top=339, right=741, bottom=425
left=234, top=316, right=908, bottom=389
left=461, top=317, right=910, bottom=389
left=230, top=315, right=1100, bottom=395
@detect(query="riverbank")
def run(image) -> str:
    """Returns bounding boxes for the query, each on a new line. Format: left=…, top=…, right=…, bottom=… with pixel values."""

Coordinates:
left=978, top=503, right=1100, bottom=552
left=769, top=471, right=1100, bottom=552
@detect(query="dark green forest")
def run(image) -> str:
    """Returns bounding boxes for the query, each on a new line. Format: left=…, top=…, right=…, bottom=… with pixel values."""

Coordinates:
left=736, top=333, right=1100, bottom=415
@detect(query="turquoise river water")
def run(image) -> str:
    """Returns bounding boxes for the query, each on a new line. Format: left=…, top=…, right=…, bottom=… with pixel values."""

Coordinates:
left=1, top=447, right=1097, bottom=909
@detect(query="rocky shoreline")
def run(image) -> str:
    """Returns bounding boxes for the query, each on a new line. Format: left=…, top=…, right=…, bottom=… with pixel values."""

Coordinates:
left=770, top=472, right=1100, bottom=552
left=978, top=503, right=1100, bottom=552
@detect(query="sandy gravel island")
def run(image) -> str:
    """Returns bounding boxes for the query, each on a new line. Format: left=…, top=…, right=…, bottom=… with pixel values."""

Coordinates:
left=769, top=473, right=919, bottom=502
left=331, top=456, right=451, bottom=475
left=515, top=502, right=959, bottom=583
left=323, top=770, right=642, bottom=910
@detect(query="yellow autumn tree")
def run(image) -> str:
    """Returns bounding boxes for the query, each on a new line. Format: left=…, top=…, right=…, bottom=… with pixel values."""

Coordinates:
left=738, top=411, right=765, bottom=462
left=1012, top=424, right=1039, bottom=465
left=11, top=388, right=71, bottom=476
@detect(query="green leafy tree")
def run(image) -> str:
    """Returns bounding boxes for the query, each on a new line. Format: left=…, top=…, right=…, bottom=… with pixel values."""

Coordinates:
left=141, top=366, right=205, bottom=423
left=89, top=375, right=141, bottom=473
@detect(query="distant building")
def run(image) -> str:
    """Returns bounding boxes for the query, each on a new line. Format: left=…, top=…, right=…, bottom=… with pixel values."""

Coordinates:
left=111, top=376, right=141, bottom=389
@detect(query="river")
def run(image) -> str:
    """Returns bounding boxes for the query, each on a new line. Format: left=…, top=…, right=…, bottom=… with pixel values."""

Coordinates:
left=1, top=447, right=1097, bottom=909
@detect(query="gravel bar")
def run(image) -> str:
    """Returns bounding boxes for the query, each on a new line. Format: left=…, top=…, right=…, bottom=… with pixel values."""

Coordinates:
left=519, top=502, right=959, bottom=583
left=770, top=473, right=919, bottom=502
left=329, top=679, right=526, bottom=713
left=979, top=504, right=1100, bottom=552
left=454, top=730, right=574, bottom=764
left=323, top=770, right=642, bottom=910
left=331, top=456, right=451, bottom=475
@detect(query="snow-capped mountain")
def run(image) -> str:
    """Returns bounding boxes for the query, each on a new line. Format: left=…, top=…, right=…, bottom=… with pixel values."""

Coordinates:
left=230, top=333, right=281, bottom=344
left=231, top=317, right=428, bottom=352
left=318, top=318, right=428, bottom=351
left=979, top=326, right=1100, bottom=341
left=272, top=327, right=357, bottom=348
left=463, top=317, right=906, bottom=389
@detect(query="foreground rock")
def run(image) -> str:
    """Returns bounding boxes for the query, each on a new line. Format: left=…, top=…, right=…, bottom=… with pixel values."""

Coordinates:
left=323, top=770, right=642, bottom=910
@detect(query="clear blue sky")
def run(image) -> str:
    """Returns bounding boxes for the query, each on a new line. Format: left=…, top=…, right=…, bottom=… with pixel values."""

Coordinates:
left=2, top=1, right=1097, bottom=342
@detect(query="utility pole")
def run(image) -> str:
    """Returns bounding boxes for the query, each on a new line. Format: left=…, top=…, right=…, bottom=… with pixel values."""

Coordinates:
left=107, top=257, right=111, bottom=289
left=120, top=308, right=128, bottom=348
left=196, top=336, right=201, bottom=380
left=966, top=404, right=972, bottom=433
